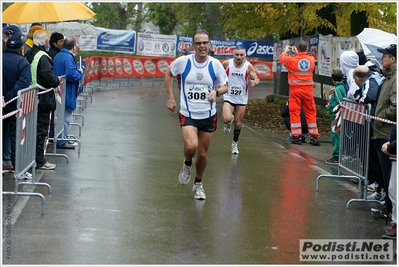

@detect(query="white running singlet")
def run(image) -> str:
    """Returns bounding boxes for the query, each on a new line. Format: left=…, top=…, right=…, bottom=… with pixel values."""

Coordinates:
left=170, top=54, right=227, bottom=119
left=223, top=59, right=250, bottom=105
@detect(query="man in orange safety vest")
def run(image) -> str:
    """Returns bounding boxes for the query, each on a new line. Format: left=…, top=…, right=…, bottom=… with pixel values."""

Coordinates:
left=279, top=40, right=320, bottom=146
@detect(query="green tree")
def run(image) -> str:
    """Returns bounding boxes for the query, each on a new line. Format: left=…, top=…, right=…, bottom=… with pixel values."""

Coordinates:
left=145, top=3, right=178, bottom=34
left=220, top=2, right=396, bottom=40
left=1, top=2, right=13, bottom=11
left=88, top=2, right=144, bottom=31
left=174, top=3, right=224, bottom=39
left=145, top=3, right=224, bottom=39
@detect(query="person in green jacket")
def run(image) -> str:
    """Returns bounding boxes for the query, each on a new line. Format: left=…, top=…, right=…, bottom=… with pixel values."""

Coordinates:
left=326, top=69, right=347, bottom=164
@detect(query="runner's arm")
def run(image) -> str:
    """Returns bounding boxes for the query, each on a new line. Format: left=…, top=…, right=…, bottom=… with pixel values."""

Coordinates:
left=248, top=63, right=260, bottom=87
left=165, top=68, right=177, bottom=113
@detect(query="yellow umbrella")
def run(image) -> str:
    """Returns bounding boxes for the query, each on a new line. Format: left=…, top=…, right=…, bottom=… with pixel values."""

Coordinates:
left=2, top=2, right=96, bottom=24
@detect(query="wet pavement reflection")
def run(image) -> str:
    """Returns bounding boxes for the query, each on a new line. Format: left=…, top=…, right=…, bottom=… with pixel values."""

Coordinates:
left=2, top=86, right=396, bottom=265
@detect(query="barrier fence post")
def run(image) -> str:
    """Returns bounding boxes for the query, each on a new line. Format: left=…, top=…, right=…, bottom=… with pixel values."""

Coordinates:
left=2, top=86, right=52, bottom=215
left=315, top=99, right=382, bottom=208
left=46, top=76, right=70, bottom=160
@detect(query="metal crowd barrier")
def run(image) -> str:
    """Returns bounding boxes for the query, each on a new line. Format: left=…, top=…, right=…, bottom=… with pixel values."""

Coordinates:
left=47, top=77, right=82, bottom=157
left=316, top=99, right=381, bottom=208
left=3, top=86, right=52, bottom=215
left=71, top=72, right=87, bottom=135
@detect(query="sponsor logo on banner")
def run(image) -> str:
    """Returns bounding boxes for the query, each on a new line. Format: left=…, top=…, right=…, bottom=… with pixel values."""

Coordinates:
left=108, top=59, right=114, bottom=75
left=94, top=59, right=99, bottom=75
left=83, top=56, right=273, bottom=85
left=115, top=59, right=123, bottom=74
left=133, top=59, right=144, bottom=74
left=89, top=60, right=95, bottom=77
left=144, top=60, right=156, bottom=74
left=157, top=60, right=169, bottom=73
left=254, top=63, right=271, bottom=76
left=245, top=41, right=274, bottom=58
left=137, top=32, right=177, bottom=57
left=101, top=59, right=107, bottom=75
left=123, top=59, right=132, bottom=74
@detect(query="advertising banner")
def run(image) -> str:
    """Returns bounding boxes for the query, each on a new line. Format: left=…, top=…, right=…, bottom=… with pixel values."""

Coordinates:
left=243, top=40, right=274, bottom=59
left=331, top=36, right=362, bottom=72
left=176, top=36, right=193, bottom=55
left=84, top=56, right=174, bottom=84
left=210, top=39, right=243, bottom=57
left=309, top=34, right=319, bottom=70
left=317, top=34, right=332, bottom=77
left=78, top=35, right=97, bottom=51
left=96, top=29, right=136, bottom=53
left=176, top=36, right=244, bottom=57
left=83, top=56, right=273, bottom=84
left=136, top=32, right=177, bottom=57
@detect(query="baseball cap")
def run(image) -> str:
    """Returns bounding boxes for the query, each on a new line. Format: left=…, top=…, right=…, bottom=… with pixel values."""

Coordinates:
left=2, top=24, right=21, bottom=35
left=6, top=33, right=23, bottom=49
left=377, top=44, right=396, bottom=58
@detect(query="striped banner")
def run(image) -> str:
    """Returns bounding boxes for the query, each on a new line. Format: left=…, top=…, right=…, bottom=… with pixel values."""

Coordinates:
left=342, top=102, right=365, bottom=125
left=19, top=90, right=36, bottom=145
left=20, top=90, right=35, bottom=115
left=56, top=86, right=62, bottom=104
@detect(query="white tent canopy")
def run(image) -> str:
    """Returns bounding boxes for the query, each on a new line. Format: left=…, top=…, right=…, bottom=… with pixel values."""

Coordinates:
left=356, top=28, right=397, bottom=68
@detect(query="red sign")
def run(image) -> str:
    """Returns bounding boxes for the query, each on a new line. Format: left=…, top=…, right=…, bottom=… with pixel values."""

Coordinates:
left=83, top=56, right=273, bottom=84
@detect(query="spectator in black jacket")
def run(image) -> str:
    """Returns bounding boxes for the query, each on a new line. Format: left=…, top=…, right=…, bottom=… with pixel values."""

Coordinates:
left=48, top=32, right=64, bottom=60
left=25, top=29, right=61, bottom=170
left=2, top=31, right=32, bottom=178
left=47, top=32, right=64, bottom=140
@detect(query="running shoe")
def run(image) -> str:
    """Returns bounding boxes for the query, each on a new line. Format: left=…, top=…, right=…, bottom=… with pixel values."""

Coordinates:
left=326, top=157, right=339, bottom=165
left=178, top=160, right=192, bottom=185
left=18, top=172, right=33, bottom=180
left=231, top=142, right=239, bottom=154
left=367, top=181, right=379, bottom=192
left=37, top=162, right=56, bottom=170
left=224, top=115, right=234, bottom=134
left=192, top=183, right=206, bottom=200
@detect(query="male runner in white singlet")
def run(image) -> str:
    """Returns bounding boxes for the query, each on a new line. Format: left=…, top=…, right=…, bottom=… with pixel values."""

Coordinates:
left=165, top=29, right=228, bottom=200
left=222, top=46, right=260, bottom=154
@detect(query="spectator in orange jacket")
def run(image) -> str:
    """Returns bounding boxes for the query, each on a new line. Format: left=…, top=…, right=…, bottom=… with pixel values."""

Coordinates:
left=279, top=40, right=320, bottom=146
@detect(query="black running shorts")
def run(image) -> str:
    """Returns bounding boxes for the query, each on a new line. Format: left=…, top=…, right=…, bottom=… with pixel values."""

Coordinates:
left=179, top=113, right=217, bottom=133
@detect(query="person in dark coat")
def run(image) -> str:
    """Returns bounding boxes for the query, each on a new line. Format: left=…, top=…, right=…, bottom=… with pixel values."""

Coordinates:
left=2, top=31, right=32, bottom=175
left=24, top=29, right=61, bottom=170
left=47, top=32, right=64, bottom=140
left=2, top=24, right=23, bottom=169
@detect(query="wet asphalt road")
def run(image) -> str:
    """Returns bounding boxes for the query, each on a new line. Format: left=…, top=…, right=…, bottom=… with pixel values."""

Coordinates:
left=2, top=82, right=396, bottom=265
